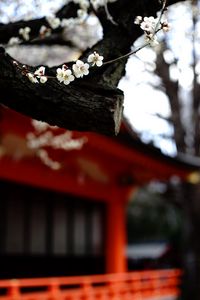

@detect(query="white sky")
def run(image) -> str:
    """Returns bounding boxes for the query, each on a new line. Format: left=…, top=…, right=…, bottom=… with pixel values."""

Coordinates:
left=118, top=44, right=177, bottom=155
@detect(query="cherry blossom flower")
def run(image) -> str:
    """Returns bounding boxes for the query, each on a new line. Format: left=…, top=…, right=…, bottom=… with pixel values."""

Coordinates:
left=72, top=60, right=89, bottom=78
left=87, top=51, right=104, bottom=67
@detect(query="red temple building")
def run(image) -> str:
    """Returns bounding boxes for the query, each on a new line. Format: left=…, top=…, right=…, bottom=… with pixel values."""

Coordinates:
left=0, top=106, right=199, bottom=299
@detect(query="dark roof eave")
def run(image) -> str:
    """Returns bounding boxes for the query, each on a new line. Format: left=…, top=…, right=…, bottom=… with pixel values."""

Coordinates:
left=120, top=119, right=200, bottom=172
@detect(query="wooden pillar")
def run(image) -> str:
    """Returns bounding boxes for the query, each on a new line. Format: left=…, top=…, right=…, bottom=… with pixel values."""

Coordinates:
left=105, top=189, right=128, bottom=274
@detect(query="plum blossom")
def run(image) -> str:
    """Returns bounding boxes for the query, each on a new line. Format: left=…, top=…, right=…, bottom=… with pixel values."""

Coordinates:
left=72, top=60, right=89, bottom=78
left=27, top=73, right=38, bottom=83
left=56, top=66, right=75, bottom=85
left=56, top=67, right=65, bottom=83
left=87, top=51, right=104, bottom=67
left=8, top=37, right=21, bottom=46
left=61, top=18, right=76, bottom=28
left=19, top=27, right=31, bottom=41
left=134, top=14, right=170, bottom=48
left=134, top=16, right=142, bottom=25
left=34, top=66, right=48, bottom=83
left=140, top=16, right=157, bottom=34
left=161, top=21, right=170, bottom=32
left=39, top=25, right=52, bottom=38
left=46, top=15, right=61, bottom=29
left=77, top=9, right=87, bottom=21
left=135, top=15, right=170, bottom=35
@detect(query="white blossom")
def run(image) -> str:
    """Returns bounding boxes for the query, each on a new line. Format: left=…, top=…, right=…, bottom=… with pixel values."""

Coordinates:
left=37, top=149, right=61, bottom=170
left=8, top=37, right=21, bottom=46
left=72, top=60, right=89, bottom=78
left=56, top=66, right=75, bottom=85
left=46, top=15, right=61, bottom=29
left=161, top=21, right=170, bottom=32
left=77, top=9, right=87, bottom=21
left=87, top=51, right=104, bottom=67
left=34, top=66, right=45, bottom=76
left=31, top=120, right=50, bottom=133
left=19, top=27, right=31, bottom=41
left=134, top=16, right=142, bottom=25
left=63, top=69, right=75, bottom=85
left=39, top=25, right=52, bottom=37
left=34, top=66, right=48, bottom=83
left=27, top=73, right=38, bottom=83
left=40, top=76, right=48, bottom=83
left=61, top=18, right=76, bottom=28
left=56, top=67, right=65, bottom=83
left=140, top=16, right=157, bottom=34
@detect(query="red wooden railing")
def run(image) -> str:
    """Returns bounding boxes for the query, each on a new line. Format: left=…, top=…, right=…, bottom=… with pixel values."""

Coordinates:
left=0, top=269, right=181, bottom=300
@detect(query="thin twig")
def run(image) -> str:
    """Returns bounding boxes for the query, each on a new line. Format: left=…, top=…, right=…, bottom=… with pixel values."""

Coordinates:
left=103, top=0, right=168, bottom=66
left=104, top=2, right=118, bottom=26
left=103, top=41, right=150, bottom=65
left=155, top=0, right=167, bottom=33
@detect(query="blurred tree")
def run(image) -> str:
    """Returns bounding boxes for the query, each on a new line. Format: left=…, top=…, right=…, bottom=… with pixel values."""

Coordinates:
left=143, top=0, right=200, bottom=298
left=127, top=183, right=183, bottom=271
left=127, top=184, right=182, bottom=243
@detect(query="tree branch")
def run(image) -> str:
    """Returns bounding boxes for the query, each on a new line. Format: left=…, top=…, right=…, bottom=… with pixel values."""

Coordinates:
left=0, top=2, right=79, bottom=44
left=0, top=0, right=187, bottom=135
left=0, top=48, right=123, bottom=135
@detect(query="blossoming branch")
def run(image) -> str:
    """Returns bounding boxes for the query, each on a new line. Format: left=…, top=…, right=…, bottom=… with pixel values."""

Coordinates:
left=13, top=51, right=104, bottom=85
left=7, top=0, right=118, bottom=46
left=10, top=0, right=169, bottom=86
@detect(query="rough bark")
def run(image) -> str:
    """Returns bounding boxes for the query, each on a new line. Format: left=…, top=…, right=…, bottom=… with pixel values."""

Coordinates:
left=0, top=48, right=124, bottom=135
left=0, top=0, right=186, bottom=134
